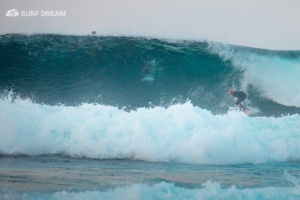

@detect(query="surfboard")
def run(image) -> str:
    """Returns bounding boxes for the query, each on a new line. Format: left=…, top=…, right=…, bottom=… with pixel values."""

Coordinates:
left=243, top=109, right=250, bottom=116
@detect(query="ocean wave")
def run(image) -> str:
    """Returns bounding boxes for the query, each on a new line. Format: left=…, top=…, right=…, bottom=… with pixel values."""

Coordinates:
left=0, top=97, right=299, bottom=165
left=1, top=35, right=300, bottom=116
left=209, top=42, right=300, bottom=107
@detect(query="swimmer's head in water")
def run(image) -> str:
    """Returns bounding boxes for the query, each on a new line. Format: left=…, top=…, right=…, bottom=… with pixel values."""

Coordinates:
left=228, top=89, right=234, bottom=95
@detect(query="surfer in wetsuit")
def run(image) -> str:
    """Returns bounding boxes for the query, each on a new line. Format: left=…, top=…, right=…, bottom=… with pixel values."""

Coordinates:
left=228, top=89, right=247, bottom=111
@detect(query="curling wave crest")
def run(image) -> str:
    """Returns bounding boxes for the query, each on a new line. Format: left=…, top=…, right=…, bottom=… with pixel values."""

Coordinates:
left=209, top=43, right=300, bottom=107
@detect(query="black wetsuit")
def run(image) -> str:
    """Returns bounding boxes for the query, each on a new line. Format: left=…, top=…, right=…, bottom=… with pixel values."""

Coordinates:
left=232, top=91, right=247, bottom=110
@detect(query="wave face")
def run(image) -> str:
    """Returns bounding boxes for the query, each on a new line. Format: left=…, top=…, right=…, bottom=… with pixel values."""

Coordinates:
left=1, top=34, right=300, bottom=116
left=0, top=34, right=300, bottom=164
left=209, top=43, right=300, bottom=108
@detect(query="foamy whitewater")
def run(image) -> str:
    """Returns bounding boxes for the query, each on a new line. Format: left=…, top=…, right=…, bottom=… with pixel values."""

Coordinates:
left=2, top=176, right=300, bottom=200
left=0, top=34, right=299, bottom=199
left=1, top=96, right=300, bottom=164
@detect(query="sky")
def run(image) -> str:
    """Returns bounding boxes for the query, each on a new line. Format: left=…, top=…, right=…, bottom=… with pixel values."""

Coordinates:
left=1, top=0, right=300, bottom=50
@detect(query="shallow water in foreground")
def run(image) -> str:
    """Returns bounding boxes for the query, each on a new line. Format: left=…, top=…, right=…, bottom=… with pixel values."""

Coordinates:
left=0, top=156, right=300, bottom=199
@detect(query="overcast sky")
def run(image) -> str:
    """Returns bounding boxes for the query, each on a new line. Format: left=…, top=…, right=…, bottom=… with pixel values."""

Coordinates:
left=1, top=0, right=300, bottom=50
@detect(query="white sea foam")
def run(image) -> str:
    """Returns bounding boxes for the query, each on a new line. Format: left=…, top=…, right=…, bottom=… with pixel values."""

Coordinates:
left=0, top=97, right=299, bottom=164
left=2, top=172, right=300, bottom=200
left=209, top=43, right=300, bottom=107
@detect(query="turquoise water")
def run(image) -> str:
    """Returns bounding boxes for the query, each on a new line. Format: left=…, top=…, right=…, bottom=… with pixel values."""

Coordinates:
left=0, top=156, right=300, bottom=200
left=0, top=34, right=300, bottom=199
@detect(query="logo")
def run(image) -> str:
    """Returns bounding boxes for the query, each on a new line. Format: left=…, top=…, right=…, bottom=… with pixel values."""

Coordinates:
left=6, top=9, right=19, bottom=17
left=5, top=9, right=66, bottom=17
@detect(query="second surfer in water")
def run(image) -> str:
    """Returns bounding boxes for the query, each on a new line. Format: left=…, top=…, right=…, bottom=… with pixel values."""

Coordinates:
left=228, top=89, right=249, bottom=114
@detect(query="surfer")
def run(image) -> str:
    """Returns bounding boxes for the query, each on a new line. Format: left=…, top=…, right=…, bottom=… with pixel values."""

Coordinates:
left=228, top=89, right=247, bottom=111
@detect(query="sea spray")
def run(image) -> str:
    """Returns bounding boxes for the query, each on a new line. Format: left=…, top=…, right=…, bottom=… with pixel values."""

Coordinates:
left=1, top=96, right=299, bottom=164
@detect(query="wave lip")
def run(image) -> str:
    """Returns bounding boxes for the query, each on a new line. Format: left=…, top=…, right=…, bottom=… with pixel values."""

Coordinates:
left=209, top=42, right=300, bottom=108
left=1, top=97, right=300, bottom=165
